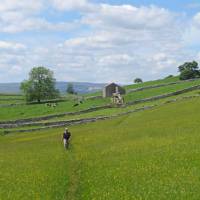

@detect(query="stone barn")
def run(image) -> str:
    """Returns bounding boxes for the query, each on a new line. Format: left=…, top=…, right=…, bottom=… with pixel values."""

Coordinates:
left=103, top=83, right=126, bottom=98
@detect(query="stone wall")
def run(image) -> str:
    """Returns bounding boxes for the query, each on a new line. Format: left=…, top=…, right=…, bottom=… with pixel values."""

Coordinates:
left=3, top=94, right=200, bottom=134
left=2, top=84, right=200, bottom=127
left=85, top=95, right=102, bottom=100
left=3, top=105, right=155, bottom=134
left=0, top=104, right=112, bottom=125
left=81, top=78, right=200, bottom=99
left=127, top=78, right=200, bottom=93
left=2, top=84, right=200, bottom=133
left=0, top=98, right=69, bottom=108
left=127, top=84, right=200, bottom=106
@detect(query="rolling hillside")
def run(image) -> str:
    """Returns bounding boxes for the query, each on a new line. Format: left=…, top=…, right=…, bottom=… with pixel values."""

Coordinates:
left=0, top=82, right=106, bottom=94
left=1, top=77, right=200, bottom=199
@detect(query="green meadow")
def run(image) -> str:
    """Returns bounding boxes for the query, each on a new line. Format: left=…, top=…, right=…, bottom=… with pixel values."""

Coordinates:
left=1, top=78, right=200, bottom=199
left=0, top=94, right=24, bottom=105
left=125, top=75, right=179, bottom=90
left=0, top=97, right=110, bottom=121
left=1, top=98, right=200, bottom=199
left=1, top=78, right=200, bottom=121
left=85, top=76, right=179, bottom=97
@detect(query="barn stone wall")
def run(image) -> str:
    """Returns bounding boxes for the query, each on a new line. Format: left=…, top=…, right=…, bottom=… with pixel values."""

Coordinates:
left=103, top=83, right=126, bottom=98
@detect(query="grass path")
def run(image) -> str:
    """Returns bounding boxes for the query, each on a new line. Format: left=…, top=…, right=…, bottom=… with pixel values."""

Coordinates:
left=66, top=147, right=83, bottom=200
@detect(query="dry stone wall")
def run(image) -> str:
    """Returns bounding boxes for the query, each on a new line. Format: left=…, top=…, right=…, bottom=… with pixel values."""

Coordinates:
left=126, top=84, right=200, bottom=106
left=85, top=95, right=102, bottom=100
left=3, top=105, right=155, bottom=134
left=2, top=84, right=200, bottom=134
left=0, top=104, right=112, bottom=125
left=1, top=84, right=200, bottom=127
left=127, top=78, right=200, bottom=93
left=3, top=94, right=200, bottom=134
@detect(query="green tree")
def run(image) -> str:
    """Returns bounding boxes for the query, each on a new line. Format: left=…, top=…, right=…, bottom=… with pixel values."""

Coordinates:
left=20, top=67, right=59, bottom=103
left=134, top=78, right=143, bottom=83
left=178, top=61, right=200, bottom=80
left=66, top=83, right=75, bottom=94
left=165, top=75, right=174, bottom=79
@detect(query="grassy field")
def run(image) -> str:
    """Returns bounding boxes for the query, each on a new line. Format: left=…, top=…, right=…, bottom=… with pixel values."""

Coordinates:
left=1, top=77, right=200, bottom=199
left=0, top=97, right=110, bottom=121
left=0, top=94, right=24, bottom=105
left=1, top=98, right=200, bottom=199
left=1, top=78, right=200, bottom=135
left=85, top=76, right=180, bottom=97
left=1, top=78, right=200, bottom=121
left=125, top=78, right=200, bottom=102
left=2, top=90, right=200, bottom=134
left=0, top=131, right=70, bottom=200
left=124, top=75, right=179, bottom=90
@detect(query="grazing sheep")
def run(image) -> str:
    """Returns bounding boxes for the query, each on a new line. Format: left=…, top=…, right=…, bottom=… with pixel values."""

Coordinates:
left=45, top=103, right=57, bottom=108
left=52, top=103, right=57, bottom=108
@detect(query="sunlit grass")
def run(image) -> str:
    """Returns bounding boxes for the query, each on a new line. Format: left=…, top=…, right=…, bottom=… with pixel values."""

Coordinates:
left=1, top=98, right=200, bottom=199
left=1, top=78, right=200, bottom=121
left=0, top=97, right=110, bottom=121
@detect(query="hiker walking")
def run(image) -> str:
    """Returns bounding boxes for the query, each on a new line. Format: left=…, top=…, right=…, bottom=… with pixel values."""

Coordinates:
left=62, top=128, right=71, bottom=149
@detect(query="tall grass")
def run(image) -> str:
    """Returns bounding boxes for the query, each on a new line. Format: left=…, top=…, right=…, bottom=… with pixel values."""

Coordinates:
left=0, top=131, right=70, bottom=200
left=1, top=98, right=200, bottom=199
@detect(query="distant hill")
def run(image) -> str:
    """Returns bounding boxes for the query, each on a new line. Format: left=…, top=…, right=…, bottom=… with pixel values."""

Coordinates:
left=56, top=82, right=106, bottom=94
left=0, top=82, right=106, bottom=94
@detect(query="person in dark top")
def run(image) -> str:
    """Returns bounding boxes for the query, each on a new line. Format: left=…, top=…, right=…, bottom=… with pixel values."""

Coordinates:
left=62, top=128, right=71, bottom=149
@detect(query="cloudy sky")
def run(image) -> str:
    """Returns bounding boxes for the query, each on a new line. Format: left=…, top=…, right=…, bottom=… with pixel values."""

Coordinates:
left=0, top=0, right=200, bottom=83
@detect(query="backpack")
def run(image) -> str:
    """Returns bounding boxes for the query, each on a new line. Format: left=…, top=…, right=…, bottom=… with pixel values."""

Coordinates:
left=66, top=132, right=71, bottom=140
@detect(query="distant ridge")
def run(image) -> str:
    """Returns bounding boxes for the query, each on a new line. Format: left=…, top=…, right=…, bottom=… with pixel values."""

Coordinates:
left=0, top=82, right=106, bottom=94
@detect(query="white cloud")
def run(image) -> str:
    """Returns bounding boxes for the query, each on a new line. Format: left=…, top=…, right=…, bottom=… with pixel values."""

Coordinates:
left=0, top=41, right=26, bottom=50
left=182, top=12, right=200, bottom=47
left=0, top=1, right=199, bottom=83
left=0, top=0, right=43, bottom=13
left=83, top=4, right=174, bottom=30
left=47, top=3, right=183, bottom=83
left=8, top=65, right=23, bottom=75
left=0, top=0, right=81, bottom=33
left=51, top=0, right=95, bottom=12
left=0, top=0, right=43, bottom=33
left=1, top=17, right=80, bottom=33
left=193, top=12, right=200, bottom=26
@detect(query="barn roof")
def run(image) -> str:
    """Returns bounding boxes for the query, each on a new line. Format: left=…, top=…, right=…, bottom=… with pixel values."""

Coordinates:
left=105, top=82, right=121, bottom=88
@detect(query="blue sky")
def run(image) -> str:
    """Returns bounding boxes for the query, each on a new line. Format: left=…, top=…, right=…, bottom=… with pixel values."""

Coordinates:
left=0, top=0, right=200, bottom=83
left=94, top=0, right=200, bottom=14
